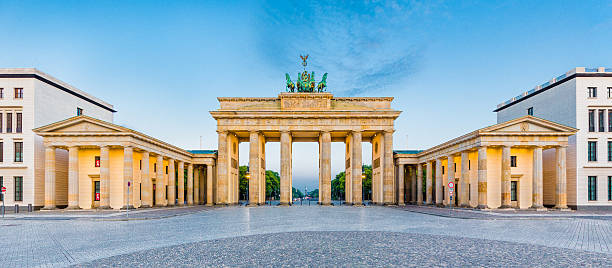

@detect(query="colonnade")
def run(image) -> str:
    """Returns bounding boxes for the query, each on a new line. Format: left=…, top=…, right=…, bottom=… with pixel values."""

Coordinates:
left=42, top=145, right=214, bottom=210
left=396, top=145, right=568, bottom=210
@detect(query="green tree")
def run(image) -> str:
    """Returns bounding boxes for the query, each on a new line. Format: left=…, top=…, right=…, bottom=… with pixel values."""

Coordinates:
left=308, top=189, right=319, bottom=198
left=331, top=165, right=373, bottom=201
left=292, top=187, right=304, bottom=198
left=265, top=170, right=280, bottom=200
left=239, top=166, right=248, bottom=200
left=331, top=171, right=345, bottom=200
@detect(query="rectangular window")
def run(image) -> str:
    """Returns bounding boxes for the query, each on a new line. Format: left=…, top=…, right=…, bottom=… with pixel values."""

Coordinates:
left=588, top=176, right=597, bottom=201
left=527, top=107, right=533, bottom=116
left=14, top=142, right=23, bottom=162
left=14, top=176, right=22, bottom=201
left=589, top=110, right=595, bottom=132
left=0, top=142, right=3, bottom=162
left=16, top=113, right=22, bottom=133
left=588, top=141, right=597, bottom=161
left=0, top=88, right=3, bottom=98
left=442, top=166, right=445, bottom=174
left=139, top=160, right=142, bottom=170
left=0, top=176, right=3, bottom=202
left=510, top=156, right=517, bottom=167
left=94, top=181, right=101, bottom=201
left=154, top=163, right=157, bottom=172
left=609, top=110, right=612, bottom=132
left=0, top=113, right=2, bottom=133
left=599, top=110, right=605, bottom=132
left=14, top=88, right=23, bottom=99
left=166, top=166, right=168, bottom=174
left=454, top=163, right=456, bottom=172
left=608, top=87, right=612, bottom=99
left=609, top=141, right=612, bottom=162
left=95, top=156, right=100, bottom=167
left=468, top=160, right=471, bottom=170
left=588, top=87, right=597, bottom=98
left=608, top=176, right=612, bottom=201
left=77, top=107, right=83, bottom=116
left=6, top=113, right=12, bottom=133
left=511, top=181, right=517, bottom=201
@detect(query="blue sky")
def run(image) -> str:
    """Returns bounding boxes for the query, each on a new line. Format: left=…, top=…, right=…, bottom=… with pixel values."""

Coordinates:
left=1, top=1, right=611, bottom=190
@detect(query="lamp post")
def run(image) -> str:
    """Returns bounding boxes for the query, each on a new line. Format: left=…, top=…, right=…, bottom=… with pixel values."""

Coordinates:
left=362, top=173, right=366, bottom=205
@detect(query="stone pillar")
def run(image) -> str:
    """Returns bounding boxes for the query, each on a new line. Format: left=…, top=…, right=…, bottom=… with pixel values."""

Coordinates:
left=199, top=166, right=205, bottom=205
left=141, top=151, right=152, bottom=208
left=411, top=165, right=417, bottom=204
left=249, top=131, right=261, bottom=205
left=206, top=164, right=214, bottom=206
left=435, top=158, right=443, bottom=205
left=446, top=155, right=455, bottom=206
left=383, top=130, right=394, bottom=204
left=194, top=166, right=200, bottom=205
left=187, top=164, right=194, bottom=205
left=43, top=146, right=56, bottom=210
left=123, top=146, right=133, bottom=209
left=320, top=131, right=332, bottom=205
left=177, top=161, right=185, bottom=206
left=67, top=146, right=80, bottom=209
left=460, top=151, right=469, bottom=207
left=530, top=146, right=544, bottom=209
left=397, top=164, right=405, bottom=205
left=477, top=146, right=488, bottom=209
left=168, top=159, right=176, bottom=206
left=344, top=135, right=352, bottom=204
left=352, top=131, right=363, bottom=205
left=416, top=163, right=423, bottom=205
left=216, top=131, right=228, bottom=205
left=280, top=131, right=292, bottom=205
left=501, top=146, right=512, bottom=208
left=155, top=155, right=165, bottom=207
left=554, top=146, right=568, bottom=209
left=99, top=145, right=111, bottom=209
left=425, top=161, right=433, bottom=204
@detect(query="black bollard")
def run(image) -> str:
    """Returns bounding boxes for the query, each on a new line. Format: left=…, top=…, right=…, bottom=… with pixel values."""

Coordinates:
left=14, top=204, right=19, bottom=213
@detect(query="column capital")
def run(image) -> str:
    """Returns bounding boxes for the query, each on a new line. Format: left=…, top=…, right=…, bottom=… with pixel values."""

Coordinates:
left=556, top=145, right=568, bottom=149
left=383, top=128, right=395, bottom=134
left=68, top=145, right=79, bottom=150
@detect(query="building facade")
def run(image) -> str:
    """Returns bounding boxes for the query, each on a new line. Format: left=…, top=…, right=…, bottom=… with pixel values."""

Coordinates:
left=495, top=67, right=612, bottom=210
left=0, top=69, right=114, bottom=210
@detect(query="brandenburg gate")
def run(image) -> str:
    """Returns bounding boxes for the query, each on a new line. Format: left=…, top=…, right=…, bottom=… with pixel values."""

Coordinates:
left=210, top=92, right=401, bottom=206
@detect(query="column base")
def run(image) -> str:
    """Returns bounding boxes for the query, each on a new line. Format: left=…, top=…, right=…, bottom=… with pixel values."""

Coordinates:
left=247, top=203, right=259, bottom=207
left=177, top=203, right=185, bottom=207
left=98, top=205, right=112, bottom=210
left=352, top=203, right=364, bottom=206
left=120, top=205, right=135, bottom=210
left=140, top=204, right=152, bottom=208
left=476, top=204, right=490, bottom=210
left=397, top=202, right=405, bottom=206
left=554, top=206, right=571, bottom=211
left=416, top=202, right=423, bottom=206
left=154, top=205, right=167, bottom=208
left=41, top=206, right=57, bottom=210
left=279, top=202, right=291, bottom=206
left=435, top=203, right=445, bottom=208
left=499, top=204, right=513, bottom=209
left=205, top=203, right=213, bottom=207
left=66, top=205, right=81, bottom=210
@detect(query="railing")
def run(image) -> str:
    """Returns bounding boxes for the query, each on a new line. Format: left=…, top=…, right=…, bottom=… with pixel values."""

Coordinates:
left=585, top=68, right=598, bottom=72
left=556, top=73, right=566, bottom=80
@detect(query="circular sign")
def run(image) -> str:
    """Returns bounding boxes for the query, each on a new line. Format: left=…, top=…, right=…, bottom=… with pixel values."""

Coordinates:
left=448, top=182, right=455, bottom=188
left=1, top=186, right=5, bottom=192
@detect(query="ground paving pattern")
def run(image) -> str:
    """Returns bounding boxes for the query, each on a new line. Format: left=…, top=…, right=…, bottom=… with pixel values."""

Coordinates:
left=0, top=205, right=610, bottom=267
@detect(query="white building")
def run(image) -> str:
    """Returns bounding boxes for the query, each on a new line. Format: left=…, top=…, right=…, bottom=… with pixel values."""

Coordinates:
left=0, top=69, right=114, bottom=210
left=496, top=67, right=612, bottom=210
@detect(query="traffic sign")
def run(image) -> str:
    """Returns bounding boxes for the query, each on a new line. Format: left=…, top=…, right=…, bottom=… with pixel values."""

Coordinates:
left=448, top=181, right=455, bottom=189
left=1, top=186, right=5, bottom=193
left=449, top=191, right=454, bottom=196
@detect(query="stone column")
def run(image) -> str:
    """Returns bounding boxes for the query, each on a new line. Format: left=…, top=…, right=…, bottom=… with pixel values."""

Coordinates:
left=477, top=146, right=489, bottom=209
left=155, top=155, right=165, bottom=207
left=446, top=155, right=455, bottom=206
left=216, top=131, right=228, bottom=204
left=99, top=145, right=111, bottom=209
left=397, top=164, right=405, bottom=205
left=67, top=146, right=80, bottom=209
left=435, top=158, right=443, bottom=205
left=500, top=146, right=512, bottom=208
left=206, top=164, right=214, bottom=206
left=425, top=161, right=433, bottom=204
left=123, top=146, right=133, bottom=209
left=177, top=161, right=185, bottom=206
left=383, top=130, right=394, bottom=204
left=280, top=131, right=292, bottom=205
left=141, top=151, right=152, bottom=208
left=43, top=146, right=56, bottom=210
left=530, top=146, right=544, bottom=209
left=460, top=151, right=469, bottom=207
left=554, top=146, right=568, bottom=209
left=320, top=131, right=332, bottom=205
left=187, top=164, right=194, bottom=205
left=249, top=131, right=261, bottom=205
left=168, top=159, right=176, bottom=206
left=194, top=166, right=200, bottom=205
left=199, top=167, right=205, bottom=205
left=411, top=165, right=417, bottom=204
left=352, top=131, right=363, bottom=205
left=416, top=163, right=423, bottom=205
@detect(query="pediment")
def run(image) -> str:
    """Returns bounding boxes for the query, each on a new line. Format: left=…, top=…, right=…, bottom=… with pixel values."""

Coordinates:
left=480, top=116, right=577, bottom=134
left=34, top=116, right=126, bottom=134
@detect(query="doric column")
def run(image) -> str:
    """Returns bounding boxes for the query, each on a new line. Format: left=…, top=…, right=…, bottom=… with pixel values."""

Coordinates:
left=67, top=146, right=80, bottom=209
left=435, top=158, right=443, bottom=205
left=199, top=167, right=205, bottom=205
left=460, top=151, right=469, bottom=207
left=177, top=161, right=185, bottom=206
left=554, top=146, right=568, bottom=209
left=216, top=131, right=228, bottom=204
left=280, top=131, right=292, bottom=205
left=249, top=131, right=261, bottom=205
left=320, top=131, right=331, bottom=205
left=477, top=146, right=489, bottom=209
left=141, top=151, right=152, bottom=208
left=123, top=146, right=133, bottom=209
left=187, top=163, right=194, bottom=205
left=425, top=161, right=433, bottom=204
left=43, top=146, right=56, bottom=210
left=397, top=164, right=405, bottom=205
left=416, top=163, right=423, bottom=205
left=206, top=164, right=214, bottom=206
left=155, top=155, right=165, bottom=207
left=500, top=146, right=512, bottom=208
left=99, top=145, right=111, bottom=209
left=446, top=155, right=455, bottom=206
left=168, top=159, right=176, bottom=206
left=383, top=130, right=394, bottom=204
left=411, top=165, right=417, bottom=203
left=531, top=146, right=544, bottom=209
left=352, top=131, right=363, bottom=205
left=344, top=135, right=352, bottom=205
left=194, top=166, right=200, bottom=205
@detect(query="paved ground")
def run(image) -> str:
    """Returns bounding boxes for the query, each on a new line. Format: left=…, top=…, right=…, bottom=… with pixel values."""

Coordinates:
left=0, top=205, right=610, bottom=267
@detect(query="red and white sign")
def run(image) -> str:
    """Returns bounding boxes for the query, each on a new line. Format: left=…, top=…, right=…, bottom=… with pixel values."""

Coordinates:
left=95, top=193, right=100, bottom=201
left=449, top=191, right=454, bottom=196
left=1, top=186, right=6, bottom=193
left=448, top=181, right=455, bottom=189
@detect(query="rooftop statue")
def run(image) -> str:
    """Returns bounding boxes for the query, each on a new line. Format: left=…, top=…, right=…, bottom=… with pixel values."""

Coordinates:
left=285, top=55, right=328, bottom=93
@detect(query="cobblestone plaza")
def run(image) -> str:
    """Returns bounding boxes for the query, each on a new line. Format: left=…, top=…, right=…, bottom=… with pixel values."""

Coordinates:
left=1, top=206, right=610, bottom=267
